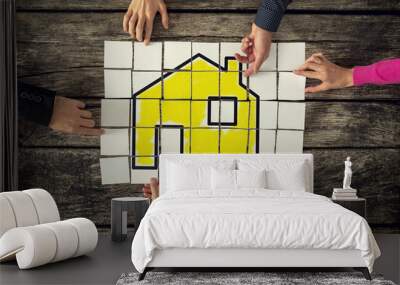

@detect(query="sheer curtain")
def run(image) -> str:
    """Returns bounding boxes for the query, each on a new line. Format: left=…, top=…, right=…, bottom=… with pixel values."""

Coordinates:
left=0, top=0, right=18, bottom=192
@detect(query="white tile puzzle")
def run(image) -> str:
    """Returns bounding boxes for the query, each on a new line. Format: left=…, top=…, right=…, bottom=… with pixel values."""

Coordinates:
left=104, top=69, right=131, bottom=98
left=259, top=101, right=278, bottom=129
left=100, top=157, right=130, bottom=184
left=249, top=72, right=277, bottom=100
left=278, top=102, right=306, bottom=130
left=104, top=41, right=132, bottom=69
left=164, top=41, right=191, bottom=70
left=101, top=99, right=130, bottom=127
left=278, top=43, right=306, bottom=71
left=276, top=130, right=304, bottom=153
left=278, top=72, right=306, bottom=100
left=100, top=129, right=130, bottom=156
left=133, top=42, right=162, bottom=71
left=102, top=40, right=306, bottom=184
left=161, top=128, right=182, bottom=154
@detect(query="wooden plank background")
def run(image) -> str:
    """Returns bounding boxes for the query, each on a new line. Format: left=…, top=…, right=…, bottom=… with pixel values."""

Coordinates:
left=16, top=0, right=400, bottom=231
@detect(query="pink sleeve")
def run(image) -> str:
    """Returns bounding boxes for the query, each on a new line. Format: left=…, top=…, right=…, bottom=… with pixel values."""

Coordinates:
left=353, top=58, right=400, bottom=86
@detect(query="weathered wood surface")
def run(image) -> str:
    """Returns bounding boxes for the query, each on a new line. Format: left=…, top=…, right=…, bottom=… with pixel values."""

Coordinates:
left=16, top=13, right=400, bottom=45
left=16, top=0, right=400, bottom=11
left=18, top=101, right=400, bottom=148
left=16, top=0, right=400, bottom=231
left=18, top=147, right=400, bottom=226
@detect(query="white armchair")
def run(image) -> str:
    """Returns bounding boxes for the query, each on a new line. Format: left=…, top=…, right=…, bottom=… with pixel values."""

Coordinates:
left=0, top=189, right=98, bottom=269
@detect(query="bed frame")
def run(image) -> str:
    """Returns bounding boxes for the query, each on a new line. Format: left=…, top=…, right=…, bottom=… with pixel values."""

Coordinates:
left=139, top=154, right=371, bottom=281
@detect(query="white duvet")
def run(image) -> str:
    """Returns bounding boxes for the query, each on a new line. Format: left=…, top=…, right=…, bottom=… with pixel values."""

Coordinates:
left=131, top=189, right=380, bottom=272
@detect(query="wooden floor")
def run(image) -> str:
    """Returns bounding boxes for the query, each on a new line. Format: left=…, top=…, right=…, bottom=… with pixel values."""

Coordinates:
left=0, top=233, right=134, bottom=285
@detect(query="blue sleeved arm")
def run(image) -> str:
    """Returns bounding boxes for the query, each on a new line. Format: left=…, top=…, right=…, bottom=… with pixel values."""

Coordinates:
left=254, top=0, right=292, bottom=32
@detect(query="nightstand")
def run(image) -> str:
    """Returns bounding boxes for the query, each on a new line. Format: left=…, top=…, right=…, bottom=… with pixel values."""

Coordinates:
left=331, top=198, right=366, bottom=218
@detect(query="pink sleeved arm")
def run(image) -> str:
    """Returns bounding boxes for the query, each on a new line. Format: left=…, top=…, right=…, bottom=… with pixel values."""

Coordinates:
left=353, top=58, right=400, bottom=86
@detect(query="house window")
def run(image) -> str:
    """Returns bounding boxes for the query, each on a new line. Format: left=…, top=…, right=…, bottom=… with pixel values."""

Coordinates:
left=207, top=96, right=237, bottom=126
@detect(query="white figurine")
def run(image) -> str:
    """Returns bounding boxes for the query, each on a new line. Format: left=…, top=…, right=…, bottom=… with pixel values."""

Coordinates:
left=343, top=156, right=353, bottom=190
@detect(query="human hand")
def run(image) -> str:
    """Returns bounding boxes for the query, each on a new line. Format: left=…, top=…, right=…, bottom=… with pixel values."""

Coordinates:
left=142, top=177, right=159, bottom=200
left=235, top=23, right=273, bottom=77
left=49, top=96, right=103, bottom=136
left=123, top=0, right=169, bottom=44
left=294, top=53, right=354, bottom=93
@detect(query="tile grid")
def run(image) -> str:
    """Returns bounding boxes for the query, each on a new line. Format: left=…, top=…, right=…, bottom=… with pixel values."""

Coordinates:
left=101, top=41, right=306, bottom=184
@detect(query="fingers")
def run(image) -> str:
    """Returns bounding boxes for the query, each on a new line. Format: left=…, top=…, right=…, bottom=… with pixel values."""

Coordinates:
left=305, top=83, right=328, bottom=93
left=159, top=2, right=169, bottom=30
left=296, top=61, right=321, bottom=72
left=123, top=9, right=133, bottom=32
left=144, top=15, right=154, bottom=45
left=79, top=109, right=93, bottom=119
left=79, top=118, right=96, bottom=128
left=293, top=69, right=321, bottom=80
left=129, top=13, right=138, bottom=39
left=136, top=16, right=145, bottom=42
left=235, top=53, right=250, bottom=63
left=74, top=99, right=85, bottom=109
left=76, top=127, right=103, bottom=136
left=240, top=36, right=253, bottom=53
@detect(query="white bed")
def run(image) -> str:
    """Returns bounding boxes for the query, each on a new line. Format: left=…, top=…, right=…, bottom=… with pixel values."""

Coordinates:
left=131, top=154, right=380, bottom=280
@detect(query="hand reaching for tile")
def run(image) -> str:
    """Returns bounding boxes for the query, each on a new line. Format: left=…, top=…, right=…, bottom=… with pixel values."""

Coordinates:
left=123, top=0, right=169, bottom=44
left=294, top=53, right=354, bottom=93
left=49, top=97, right=103, bottom=136
left=235, top=23, right=273, bottom=77
left=142, top=178, right=159, bottom=201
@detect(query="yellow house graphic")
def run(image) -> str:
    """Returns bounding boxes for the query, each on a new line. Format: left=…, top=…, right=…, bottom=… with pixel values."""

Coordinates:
left=133, top=54, right=259, bottom=169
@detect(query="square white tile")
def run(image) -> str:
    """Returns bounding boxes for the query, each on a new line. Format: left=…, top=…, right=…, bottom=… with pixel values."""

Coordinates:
left=101, top=99, right=130, bottom=127
left=131, top=169, right=158, bottom=184
left=278, top=72, right=306, bottom=100
left=210, top=100, right=220, bottom=124
left=100, top=157, right=130, bottom=184
left=249, top=72, right=277, bottom=100
left=220, top=42, right=244, bottom=71
left=132, top=71, right=162, bottom=95
left=220, top=99, right=236, bottom=124
left=276, top=130, right=304, bottom=153
left=192, top=42, right=219, bottom=70
left=104, top=41, right=132, bottom=69
left=259, top=43, right=277, bottom=71
left=278, top=102, right=306, bottom=130
left=133, top=42, right=162, bottom=70
left=278, top=42, right=305, bottom=71
left=161, top=128, right=182, bottom=153
left=104, top=69, right=132, bottom=98
left=259, top=129, right=276, bottom=153
left=100, top=129, right=129, bottom=156
left=259, top=101, right=278, bottom=129
left=164, top=41, right=191, bottom=70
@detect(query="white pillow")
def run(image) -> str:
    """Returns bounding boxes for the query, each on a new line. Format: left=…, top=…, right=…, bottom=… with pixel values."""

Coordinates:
left=167, top=160, right=235, bottom=191
left=211, top=168, right=236, bottom=190
left=238, top=159, right=307, bottom=191
left=236, top=169, right=267, bottom=189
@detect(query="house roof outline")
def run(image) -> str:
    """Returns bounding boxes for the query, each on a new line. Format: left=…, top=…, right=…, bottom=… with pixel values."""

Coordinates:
left=132, top=53, right=261, bottom=156
left=132, top=53, right=260, bottom=100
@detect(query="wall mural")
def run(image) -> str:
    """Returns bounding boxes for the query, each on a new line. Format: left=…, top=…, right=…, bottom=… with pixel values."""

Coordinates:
left=100, top=41, right=306, bottom=184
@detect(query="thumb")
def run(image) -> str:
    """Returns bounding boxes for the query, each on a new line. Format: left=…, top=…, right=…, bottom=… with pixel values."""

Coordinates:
left=159, top=3, right=169, bottom=29
left=251, top=55, right=264, bottom=75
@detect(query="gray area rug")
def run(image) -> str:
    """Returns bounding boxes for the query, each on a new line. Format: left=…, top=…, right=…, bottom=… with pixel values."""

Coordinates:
left=117, top=271, right=396, bottom=285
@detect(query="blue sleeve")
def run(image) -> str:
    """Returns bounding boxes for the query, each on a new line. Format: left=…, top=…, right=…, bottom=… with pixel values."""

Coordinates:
left=18, top=82, right=55, bottom=126
left=254, top=0, right=292, bottom=32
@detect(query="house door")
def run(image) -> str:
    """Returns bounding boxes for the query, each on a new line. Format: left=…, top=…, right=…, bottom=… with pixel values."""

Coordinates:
left=160, top=126, right=184, bottom=154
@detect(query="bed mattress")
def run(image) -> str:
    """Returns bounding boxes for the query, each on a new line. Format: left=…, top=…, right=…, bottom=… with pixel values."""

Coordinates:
left=131, top=189, right=380, bottom=273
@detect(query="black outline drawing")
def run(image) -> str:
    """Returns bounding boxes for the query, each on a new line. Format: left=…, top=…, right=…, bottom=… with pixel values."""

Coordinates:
left=131, top=53, right=260, bottom=170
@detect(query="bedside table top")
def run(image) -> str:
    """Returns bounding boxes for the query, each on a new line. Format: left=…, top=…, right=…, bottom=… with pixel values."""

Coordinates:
left=331, top=197, right=366, bottom=202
